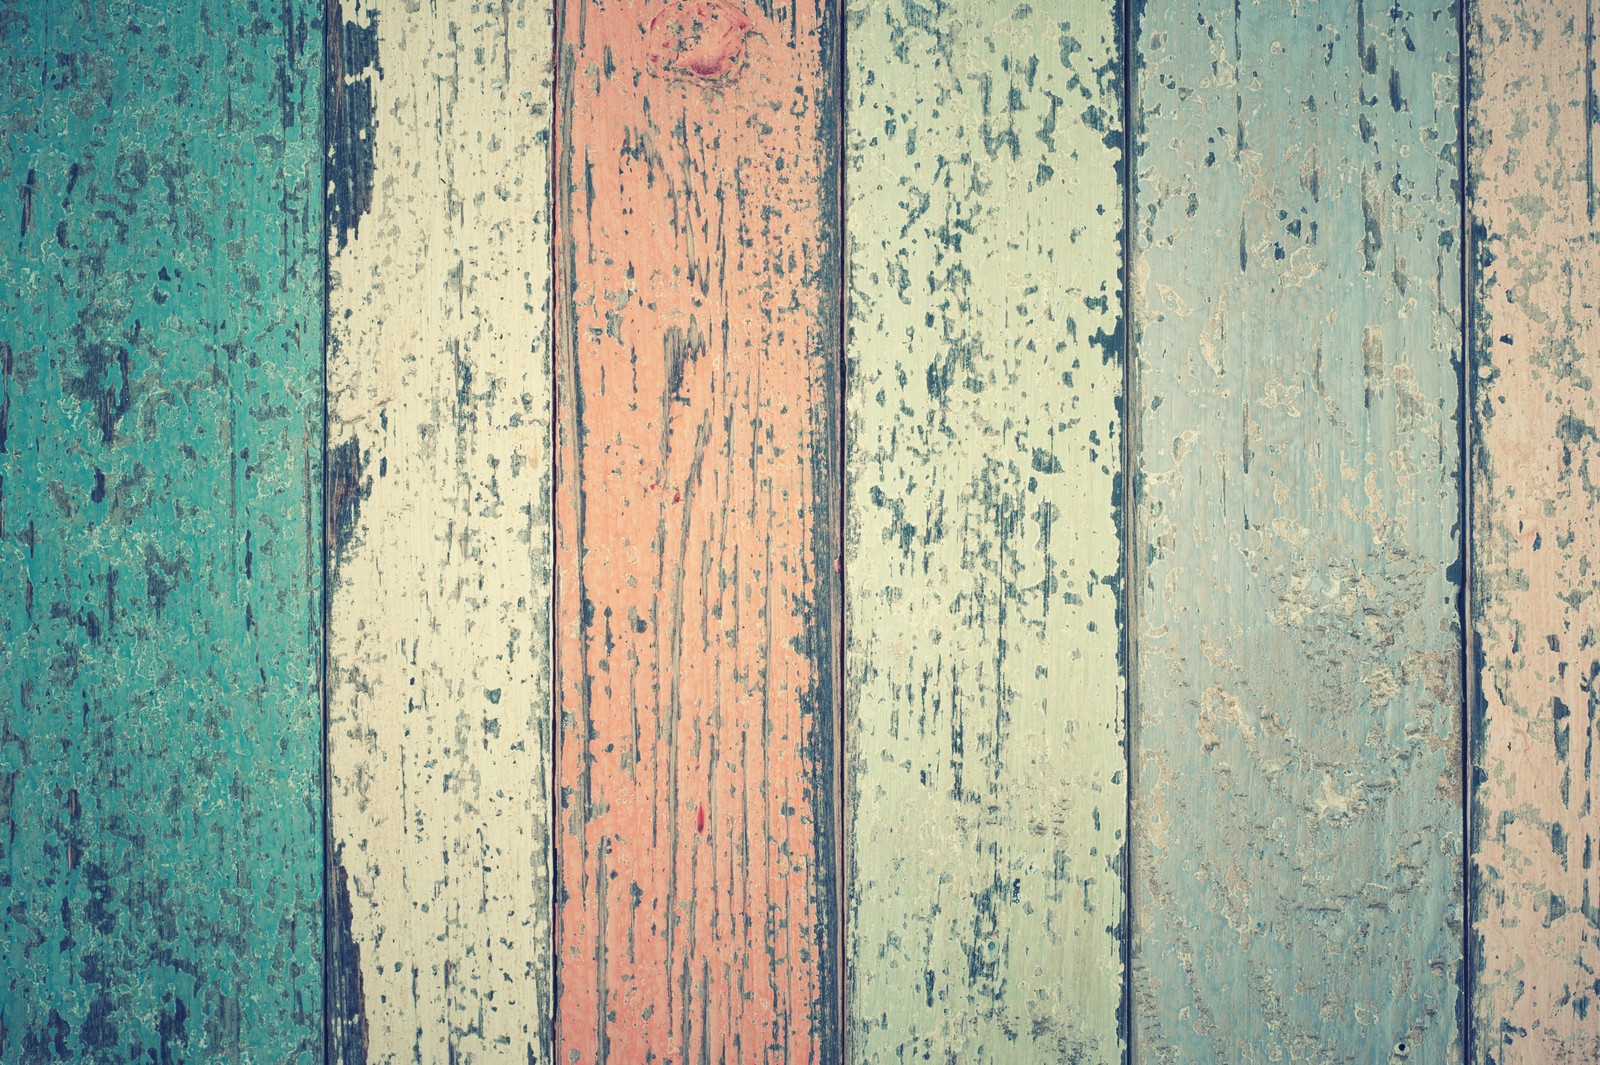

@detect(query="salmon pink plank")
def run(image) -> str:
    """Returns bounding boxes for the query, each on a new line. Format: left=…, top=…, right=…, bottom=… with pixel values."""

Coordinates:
left=553, top=0, right=842, bottom=1061
left=323, top=1, right=556, bottom=1060
left=1469, top=2, right=1600, bottom=1059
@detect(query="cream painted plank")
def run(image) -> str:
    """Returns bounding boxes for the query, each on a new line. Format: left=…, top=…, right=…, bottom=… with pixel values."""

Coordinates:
left=323, top=2, right=554, bottom=1061
left=1469, top=2, right=1600, bottom=1060
left=844, top=0, right=1126, bottom=1059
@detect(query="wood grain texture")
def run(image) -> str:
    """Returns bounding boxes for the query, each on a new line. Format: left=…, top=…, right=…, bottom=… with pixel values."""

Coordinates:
left=0, top=1, right=324, bottom=1061
left=843, top=0, right=1125, bottom=1060
left=1130, top=1, right=1465, bottom=1060
left=1469, top=3, right=1600, bottom=1060
left=552, top=0, right=841, bottom=1059
left=322, top=1, right=555, bottom=1061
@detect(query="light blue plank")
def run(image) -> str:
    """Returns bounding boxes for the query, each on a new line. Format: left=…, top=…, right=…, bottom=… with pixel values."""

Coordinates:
left=1131, top=1, right=1464, bottom=1060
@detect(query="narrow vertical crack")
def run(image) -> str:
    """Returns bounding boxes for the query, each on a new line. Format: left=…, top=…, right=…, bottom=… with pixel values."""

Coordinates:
left=835, top=0, right=851, bottom=1055
left=320, top=3, right=335, bottom=1061
left=548, top=0, right=566, bottom=1058
left=1119, top=3, right=1139, bottom=1064
left=1459, top=3, right=1477, bottom=1060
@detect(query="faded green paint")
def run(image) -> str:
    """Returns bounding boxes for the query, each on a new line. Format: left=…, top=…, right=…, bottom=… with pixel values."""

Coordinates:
left=0, top=2, right=324, bottom=1062
left=1130, top=1, right=1463, bottom=1061
left=844, top=0, right=1125, bottom=1058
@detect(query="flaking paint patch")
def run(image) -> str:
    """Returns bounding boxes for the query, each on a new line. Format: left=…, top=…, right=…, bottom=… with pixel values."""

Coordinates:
left=1470, top=2, right=1600, bottom=1060
left=326, top=434, right=368, bottom=565
left=327, top=852, right=371, bottom=1065
left=326, top=0, right=381, bottom=251
left=324, top=1, right=555, bottom=1062
left=844, top=0, right=1126, bottom=1061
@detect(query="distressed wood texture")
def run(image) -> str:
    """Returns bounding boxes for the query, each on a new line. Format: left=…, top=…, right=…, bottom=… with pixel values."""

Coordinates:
left=843, top=0, right=1125, bottom=1060
left=322, top=1, right=555, bottom=1061
left=552, top=0, right=841, bottom=1059
left=0, top=1, right=324, bottom=1061
left=1469, top=2, right=1600, bottom=1060
left=1130, top=1, right=1465, bottom=1060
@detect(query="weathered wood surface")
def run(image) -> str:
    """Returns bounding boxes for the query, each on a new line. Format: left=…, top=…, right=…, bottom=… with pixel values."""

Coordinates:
left=0, top=1, right=324, bottom=1061
left=552, top=0, right=841, bottom=1059
left=1130, top=1, right=1465, bottom=1060
left=322, top=1, right=555, bottom=1062
left=843, top=0, right=1125, bottom=1059
left=1469, top=2, right=1600, bottom=1060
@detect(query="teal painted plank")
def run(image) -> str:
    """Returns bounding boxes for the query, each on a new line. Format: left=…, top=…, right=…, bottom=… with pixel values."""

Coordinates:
left=1130, top=1, right=1464, bottom=1060
left=0, top=2, right=324, bottom=1061
left=844, top=0, right=1127, bottom=1059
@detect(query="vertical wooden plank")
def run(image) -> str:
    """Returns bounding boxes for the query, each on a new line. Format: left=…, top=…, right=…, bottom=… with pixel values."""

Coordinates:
left=1469, top=3, right=1600, bottom=1060
left=1130, top=2, right=1464, bottom=1060
left=552, top=0, right=841, bottom=1059
left=843, top=0, right=1125, bottom=1059
left=0, top=1, right=324, bottom=1061
left=323, top=0, right=555, bottom=1061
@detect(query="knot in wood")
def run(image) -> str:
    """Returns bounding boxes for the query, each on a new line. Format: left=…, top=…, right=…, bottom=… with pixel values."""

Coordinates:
left=644, top=0, right=751, bottom=82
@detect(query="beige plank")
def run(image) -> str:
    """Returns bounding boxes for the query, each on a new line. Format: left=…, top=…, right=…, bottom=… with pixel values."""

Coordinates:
left=1470, top=2, right=1600, bottom=1060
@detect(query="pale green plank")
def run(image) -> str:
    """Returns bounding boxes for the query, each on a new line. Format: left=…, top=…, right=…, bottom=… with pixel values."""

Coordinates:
left=0, top=2, right=324, bottom=1060
left=845, top=0, right=1126, bottom=1058
left=1130, top=1, right=1463, bottom=1060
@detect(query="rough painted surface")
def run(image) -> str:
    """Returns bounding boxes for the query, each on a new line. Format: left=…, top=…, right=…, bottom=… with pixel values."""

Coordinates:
left=1470, top=3, right=1600, bottom=1061
left=1130, top=2, right=1464, bottom=1061
left=552, top=0, right=841, bottom=1058
left=323, top=1, right=555, bottom=1061
left=843, top=0, right=1125, bottom=1059
left=0, top=1, right=324, bottom=1061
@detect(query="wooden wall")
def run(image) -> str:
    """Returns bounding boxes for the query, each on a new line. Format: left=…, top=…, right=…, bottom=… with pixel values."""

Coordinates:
left=3, top=1, right=1600, bottom=1062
